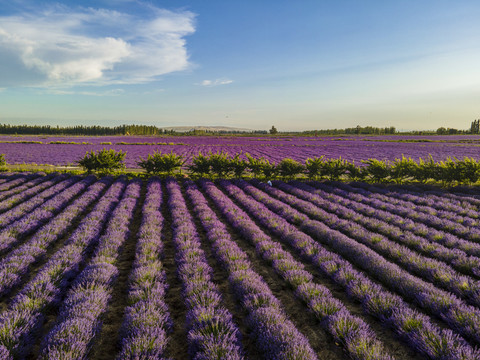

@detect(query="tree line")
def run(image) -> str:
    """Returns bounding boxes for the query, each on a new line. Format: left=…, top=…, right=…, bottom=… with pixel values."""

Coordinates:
left=303, top=124, right=474, bottom=136
left=0, top=124, right=162, bottom=136
left=0, top=122, right=477, bottom=136
left=0, top=124, right=267, bottom=136
left=302, top=125, right=397, bottom=135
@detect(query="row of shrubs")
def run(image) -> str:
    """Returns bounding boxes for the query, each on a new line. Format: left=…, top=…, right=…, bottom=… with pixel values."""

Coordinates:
left=76, top=149, right=480, bottom=185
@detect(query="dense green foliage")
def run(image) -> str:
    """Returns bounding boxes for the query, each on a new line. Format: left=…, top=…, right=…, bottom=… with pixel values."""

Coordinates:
left=0, top=124, right=165, bottom=136
left=138, top=151, right=184, bottom=175
left=70, top=148, right=480, bottom=185
left=184, top=153, right=480, bottom=185
left=77, top=149, right=126, bottom=174
left=302, top=125, right=397, bottom=136
left=305, top=156, right=352, bottom=180
left=277, top=158, right=304, bottom=180
left=0, top=123, right=264, bottom=136
left=0, top=154, right=6, bottom=170
left=471, top=119, right=480, bottom=134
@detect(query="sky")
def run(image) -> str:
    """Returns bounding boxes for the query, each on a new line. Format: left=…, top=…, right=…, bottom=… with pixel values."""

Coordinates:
left=0, top=0, right=479, bottom=131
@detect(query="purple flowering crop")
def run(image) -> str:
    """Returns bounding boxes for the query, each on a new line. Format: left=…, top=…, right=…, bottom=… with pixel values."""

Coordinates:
left=2, top=134, right=480, bottom=167
left=0, top=177, right=125, bottom=358
left=0, top=173, right=478, bottom=358
left=165, top=178, right=245, bottom=360
left=194, top=179, right=392, bottom=360
left=40, top=179, right=140, bottom=359
left=116, top=178, right=172, bottom=359
left=217, top=179, right=480, bottom=359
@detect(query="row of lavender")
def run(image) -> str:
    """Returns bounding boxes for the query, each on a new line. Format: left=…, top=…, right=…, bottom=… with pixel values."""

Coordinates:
left=0, top=173, right=480, bottom=358
left=2, top=135, right=480, bottom=167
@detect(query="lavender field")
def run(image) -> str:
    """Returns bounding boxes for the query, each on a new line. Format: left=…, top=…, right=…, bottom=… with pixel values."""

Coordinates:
left=1, top=135, right=480, bottom=167
left=0, top=172, right=479, bottom=359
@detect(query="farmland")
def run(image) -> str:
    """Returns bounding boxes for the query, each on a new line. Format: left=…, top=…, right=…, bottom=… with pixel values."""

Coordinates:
left=2, top=135, right=480, bottom=168
left=0, top=172, right=479, bottom=359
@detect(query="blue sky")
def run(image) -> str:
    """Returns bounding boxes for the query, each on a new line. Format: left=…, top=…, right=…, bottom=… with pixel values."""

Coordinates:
left=0, top=0, right=479, bottom=131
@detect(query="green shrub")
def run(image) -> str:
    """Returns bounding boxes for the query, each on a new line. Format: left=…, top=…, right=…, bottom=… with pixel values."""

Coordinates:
left=138, top=151, right=184, bottom=175
left=455, top=157, right=480, bottom=184
left=346, top=161, right=365, bottom=181
left=189, top=153, right=211, bottom=178
left=259, top=159, right=278, bottom=179
left=390, top=156, right=419, bottom=183
left=416, top=155, right=439, bottom=183
left=278, top=158, right=304, bottom=180
left=77, top=148, right=126, bottom=174
left=0, top=154, right=6, bottom=170
left=245, top=153, right=278, bottom=179
left=208, top=152, right=231, bottom=178
left=321, top=157, right=350, bottom=181
left=437, top=157, right=458, bottom=185
left=246, top=153, right=264, bottom=178
left=228, top=154, right=248, bottom=178
left=305, top=156, right=325, bottom=180
left=361, top=159, right=391, bottom=183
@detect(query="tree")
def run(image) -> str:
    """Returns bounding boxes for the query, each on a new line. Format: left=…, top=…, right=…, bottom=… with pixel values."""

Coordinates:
left=436, top=127, right=447, bottom=135
left=269, top=125, right=278, bottom=135
left=470, top=119, right=480, bottom=134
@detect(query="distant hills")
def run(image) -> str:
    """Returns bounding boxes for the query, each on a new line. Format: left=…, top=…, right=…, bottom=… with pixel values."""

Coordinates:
left=160, top=126, right=253, bottom=132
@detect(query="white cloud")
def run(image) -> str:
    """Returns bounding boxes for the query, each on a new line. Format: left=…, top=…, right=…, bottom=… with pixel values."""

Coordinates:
left=0, top=5, right=195, bottom=87
left=198, top=78, right=234, bottom=87
left=45, top=88, right=125, bottom=96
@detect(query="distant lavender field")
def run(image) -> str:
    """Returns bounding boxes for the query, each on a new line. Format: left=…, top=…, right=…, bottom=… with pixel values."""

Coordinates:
left=0, top=135, right=479, bottom=167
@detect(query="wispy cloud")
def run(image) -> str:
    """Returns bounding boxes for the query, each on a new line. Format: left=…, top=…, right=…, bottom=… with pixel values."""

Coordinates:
left=0, top=4, right=195, bottom=88
left=198, top=78, right=234, bottom=87
left=45, top=89, right=125, bottom=96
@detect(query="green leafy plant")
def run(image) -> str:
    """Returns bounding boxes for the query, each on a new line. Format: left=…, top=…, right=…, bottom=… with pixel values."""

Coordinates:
left=416, top=155, right=439, bottom=183
left=245, top=154, right=278, bottom=179
left=138, top=151, right=184, bottom=175
left=77, top=148, right=126, bottom=174
left=455, top=157, right=480, bottom=184
left=436, top=157, right=460, bottom=185
left=189, top=152, right=211, bottom=178
left=321, top=157, right=349, bottom=181
left=228, top=153, right=248, bottom=178
left=259, top=158, right=278, bottom=179
left=305, top=156, right=325, bottom=180
left=246, top=153, right=264, bottom=178
left=278, top=158, right=304, bottom=180
left=208, top=151, right=231, bottom=178
left=390, top=156, right=419, bottom=183
left=0, top=154, right=6, bottom=171
left=361, top=158, right=391, bottom=183
left=346, top=161, right=365, bottom=181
